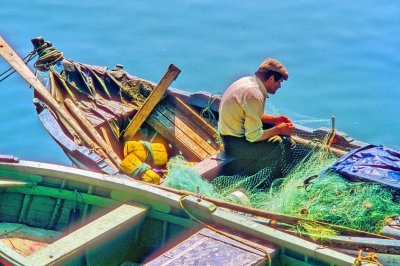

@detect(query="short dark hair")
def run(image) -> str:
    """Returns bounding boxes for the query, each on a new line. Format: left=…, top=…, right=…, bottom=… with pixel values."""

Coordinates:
left=262, top=70, right=283, bottom=82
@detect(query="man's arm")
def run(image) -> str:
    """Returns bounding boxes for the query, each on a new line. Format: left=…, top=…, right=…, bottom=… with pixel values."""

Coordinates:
left=261, top=114, right=292, bottom=125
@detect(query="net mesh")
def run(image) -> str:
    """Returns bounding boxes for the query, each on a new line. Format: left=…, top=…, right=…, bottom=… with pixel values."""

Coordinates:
left=162, top=142, right=400, bottom=235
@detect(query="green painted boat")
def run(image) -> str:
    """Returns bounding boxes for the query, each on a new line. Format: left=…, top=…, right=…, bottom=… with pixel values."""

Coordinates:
left=0, top=155, right=361, bottom=266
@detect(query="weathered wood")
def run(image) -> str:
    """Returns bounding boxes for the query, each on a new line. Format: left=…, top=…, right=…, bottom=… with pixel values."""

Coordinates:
left=110, top=190, right=171, bottom=214
left=64, top=98, right=122, bottom=170
left=0, top=169, right=43, bottom=183
left=161, top=100, right=219, bottom=154
left=0, top=179, right=34, bottom=187
left=148, top=183, right=387, bottom=239
left=181, top=195, right=356, bottom=266
left=192, top=152, right=232, bottom=180
left=6, top=186, right=117, bottom=207
left=0, top=36, right=120, bottom=173
left=26, top=203, right=148, bottom=265
left=147, top=108, right=209, bottom=161
left=18, top=194, right=32, bottom=223
left=292, top=136, right=347, bottom=157
left=145, top=227, right=276, bottom=266
left=0, top=241, right=31, bottom=266
left=155, top=103, right=217, bottom=156
left=0, top=159, right=183, bottom=213
left=169, top=95, right=221, bottom=150
left=323, top=235, right=400, bottom=254
left=123, top=64, right=181, bottom=141
left=47, top=180, right=66, bottom=229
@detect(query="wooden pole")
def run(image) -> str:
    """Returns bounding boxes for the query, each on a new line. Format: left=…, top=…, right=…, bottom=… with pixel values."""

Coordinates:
left=0, top=36, right=122, bottom=172
left=122, top=64, right=181, bottom=141
left=152, top=184, right=389, bottom=239
left=292, top=136, right=347, bottom=157
left=64, top=98, right=122, bottom=169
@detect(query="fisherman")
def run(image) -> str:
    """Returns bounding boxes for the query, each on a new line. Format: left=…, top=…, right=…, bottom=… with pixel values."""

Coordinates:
left=218, top=58, right=296, bottom=177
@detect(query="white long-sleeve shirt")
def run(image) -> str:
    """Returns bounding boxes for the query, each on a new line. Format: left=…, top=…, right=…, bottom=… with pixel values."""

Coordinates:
left=218, top=76, right=269, bottom=142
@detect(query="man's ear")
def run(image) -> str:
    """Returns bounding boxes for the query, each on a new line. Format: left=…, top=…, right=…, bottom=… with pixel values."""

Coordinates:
left=265, top=75, right=274, bottom=85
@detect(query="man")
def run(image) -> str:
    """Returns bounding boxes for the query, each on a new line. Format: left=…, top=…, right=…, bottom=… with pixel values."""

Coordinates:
left=219, top=58, right=294, bottom=156
left=218, top=58, right=297, bottom=177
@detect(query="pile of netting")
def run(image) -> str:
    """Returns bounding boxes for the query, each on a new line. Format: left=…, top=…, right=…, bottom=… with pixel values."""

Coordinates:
left=162, top=144, right=400, bottom=235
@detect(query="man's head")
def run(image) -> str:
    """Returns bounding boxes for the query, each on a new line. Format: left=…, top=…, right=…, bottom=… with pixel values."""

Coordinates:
left=256, top=58, right=288, bottom=94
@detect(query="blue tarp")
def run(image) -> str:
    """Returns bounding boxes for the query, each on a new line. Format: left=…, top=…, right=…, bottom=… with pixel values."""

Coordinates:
left=330, top=144, right=400, bottom=189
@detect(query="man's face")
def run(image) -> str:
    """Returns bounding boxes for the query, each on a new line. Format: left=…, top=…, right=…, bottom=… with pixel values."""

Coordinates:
left=265, top=76, right=283, bottom=94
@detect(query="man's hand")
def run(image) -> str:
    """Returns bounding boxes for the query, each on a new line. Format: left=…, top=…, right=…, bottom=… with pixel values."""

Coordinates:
left=261, top=114, right=292, bottom=125
left=275, top=115, right=292, bottom=124
left=276, top=122, right=294, bottom=136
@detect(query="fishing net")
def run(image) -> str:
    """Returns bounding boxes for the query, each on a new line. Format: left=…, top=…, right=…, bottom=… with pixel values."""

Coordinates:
left=162, top=143, right=400, bottom=235
left=120, top=79, right=154, bottom=109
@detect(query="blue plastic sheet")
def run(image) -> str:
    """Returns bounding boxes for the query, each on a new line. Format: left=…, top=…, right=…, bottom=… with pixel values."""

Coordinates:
left=330, top=144, right=400, bottom=189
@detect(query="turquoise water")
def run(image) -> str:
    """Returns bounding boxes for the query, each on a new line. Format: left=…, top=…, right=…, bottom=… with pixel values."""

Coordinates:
left=1, top=0, right=399, bottom=165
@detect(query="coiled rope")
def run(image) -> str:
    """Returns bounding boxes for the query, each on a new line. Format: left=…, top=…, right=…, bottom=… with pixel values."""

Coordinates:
left=131, top=162, right=151, bottom=177
left=34, top=43, right=63, bottom=71
left=139, top=140, right=155, bottom=164
left=352, top=250, right=382, bottom=266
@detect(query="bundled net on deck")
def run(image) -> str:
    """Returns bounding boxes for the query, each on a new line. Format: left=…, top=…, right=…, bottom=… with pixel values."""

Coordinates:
left=162, top=141, right=400, bottom=235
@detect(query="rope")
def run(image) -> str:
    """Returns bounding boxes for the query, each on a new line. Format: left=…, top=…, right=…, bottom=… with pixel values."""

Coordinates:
left=352, top=250, right=383, bottom=266
left=0, top=46, right=40, bottom=82
left=34, top=44, right=63, bottom=71
left=200, top=93, right=219, bottom=126
left=139, top=140, right=155, bottom=163
left=131, top=162, right=151, bottom=178
left=178, top=195, right=272, bottom=266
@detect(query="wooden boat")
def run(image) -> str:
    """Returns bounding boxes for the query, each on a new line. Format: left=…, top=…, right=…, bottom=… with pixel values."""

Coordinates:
left=2, top=36, right=400, bottom=265
left=0, top=155, right=361, bottom=266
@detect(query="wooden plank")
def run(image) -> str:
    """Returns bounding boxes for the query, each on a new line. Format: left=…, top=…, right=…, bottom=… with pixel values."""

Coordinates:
left=123, top=64, right=181, bottom=141
left=169, top=95, right=221, bottom=150
left=155, top=103, right=217, bottom=156
left=0, top=169, right=43, bottom=183
left=144, top=227, right=275, bottom=266
left=0, top=36, right=120, bottom=173
left=147, top=108, right=209, bottom=161
left=0, top=241, right=31, bottom=266
left=327, top=235, right=400, bottom=254
left=18, top=194, right=32, bottom=223
left=47, top=180, right=66, bottom=229
left=181, top=195, right=356, bottom=266
left=6, top=186, right=116, bottom=208
left=147, top=210, right=197, bottom=229
left=191, top=152, right=232, bottom=180
left=0, top=179, right=34, bottom=187
left=26, top=203, right=148, bottom=265
left=0, top=159, right=183, bottom=211
left=64, top=98, right=122, bottom=170
left=160, top=101, right=219, bottom=155
left=292, top=136, right=346, bottom=157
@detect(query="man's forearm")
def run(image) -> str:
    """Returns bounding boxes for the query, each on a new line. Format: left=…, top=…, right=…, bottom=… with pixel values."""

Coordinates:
left=261, top=114, right=277, bottom=124
left=255, top=127, right=279, bottom=142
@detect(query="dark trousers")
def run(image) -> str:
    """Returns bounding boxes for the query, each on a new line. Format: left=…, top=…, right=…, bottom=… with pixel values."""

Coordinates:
left=220, top=133, right=308, bottom=182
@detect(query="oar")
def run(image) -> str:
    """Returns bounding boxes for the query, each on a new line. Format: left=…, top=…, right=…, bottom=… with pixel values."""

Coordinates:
left=0, top=36, right=122, bottom=172
left=153, top=184, right=392, bottom=239
left=122, top=64, right=181, bottom=142
left=292, top=135, right=347, bottom=157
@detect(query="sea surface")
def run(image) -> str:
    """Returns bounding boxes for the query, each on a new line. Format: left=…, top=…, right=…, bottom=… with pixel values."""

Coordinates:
left=1, top=0, right=399, bottom=166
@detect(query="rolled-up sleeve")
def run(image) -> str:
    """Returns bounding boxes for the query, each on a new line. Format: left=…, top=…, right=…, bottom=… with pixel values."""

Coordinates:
left=242, top=94, right=264, bottom=142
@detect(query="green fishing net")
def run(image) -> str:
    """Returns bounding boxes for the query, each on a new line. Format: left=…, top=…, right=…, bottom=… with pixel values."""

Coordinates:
left=162, top=146, right=400, bottom=234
